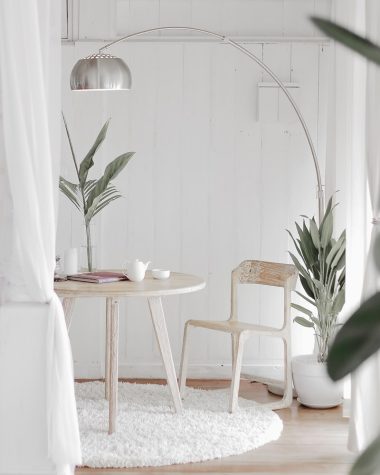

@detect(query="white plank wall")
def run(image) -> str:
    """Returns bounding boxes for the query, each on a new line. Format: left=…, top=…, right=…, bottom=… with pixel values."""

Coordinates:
left=59, top=37, right=329, bottom=379
left=59, top=0, right=331, bottom=379
left=72, top=0, right=331, bottom=41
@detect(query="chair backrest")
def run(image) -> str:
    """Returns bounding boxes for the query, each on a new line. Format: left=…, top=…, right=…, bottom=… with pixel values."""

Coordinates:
left=229, top=260, right=298, bottom=322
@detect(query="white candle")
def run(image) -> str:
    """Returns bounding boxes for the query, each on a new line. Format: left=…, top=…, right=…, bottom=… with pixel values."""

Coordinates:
left=64, top=248, right=78, bottom=275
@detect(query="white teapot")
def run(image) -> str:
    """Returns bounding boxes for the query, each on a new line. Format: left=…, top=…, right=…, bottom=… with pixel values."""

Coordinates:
left=124, top=259, right=150, bottom=282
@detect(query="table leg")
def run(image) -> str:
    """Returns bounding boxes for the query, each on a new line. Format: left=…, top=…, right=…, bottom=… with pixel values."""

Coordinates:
left=148, top=297, right=182, bottom=414
left=109, top=298, right=119, bottom=434
left=105, top=297, right=112, bottom=401
left=62, top=298, right=75, bottom=332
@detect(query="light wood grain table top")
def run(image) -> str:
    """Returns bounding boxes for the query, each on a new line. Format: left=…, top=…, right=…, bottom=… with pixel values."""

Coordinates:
left=54, top=271, right=206, bottom=298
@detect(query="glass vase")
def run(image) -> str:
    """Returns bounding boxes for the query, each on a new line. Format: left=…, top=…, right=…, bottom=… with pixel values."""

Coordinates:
left=81, top=223, right=96, bottom=272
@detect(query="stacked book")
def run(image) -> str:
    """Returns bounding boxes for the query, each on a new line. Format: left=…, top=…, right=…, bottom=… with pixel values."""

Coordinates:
left=67, top=271, right=128, bottom=284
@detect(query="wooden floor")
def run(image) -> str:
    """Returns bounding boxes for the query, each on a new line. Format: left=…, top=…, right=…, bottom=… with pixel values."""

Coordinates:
left=76, top=378, right=354, bottom=475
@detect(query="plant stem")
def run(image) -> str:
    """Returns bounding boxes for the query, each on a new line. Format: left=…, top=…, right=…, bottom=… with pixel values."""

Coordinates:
left=86, top=223, right=93, bottom=272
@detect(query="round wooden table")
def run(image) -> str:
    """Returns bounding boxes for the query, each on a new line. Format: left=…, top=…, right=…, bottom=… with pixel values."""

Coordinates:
left=54, top=271, right=205, bottom=434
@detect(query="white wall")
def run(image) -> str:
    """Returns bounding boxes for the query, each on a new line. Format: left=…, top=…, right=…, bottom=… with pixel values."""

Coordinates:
left=58, top=0, right=331, bottom=380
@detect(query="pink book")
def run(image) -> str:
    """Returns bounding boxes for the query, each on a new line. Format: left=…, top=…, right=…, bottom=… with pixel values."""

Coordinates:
left=67, top=271, right=128, bottom=283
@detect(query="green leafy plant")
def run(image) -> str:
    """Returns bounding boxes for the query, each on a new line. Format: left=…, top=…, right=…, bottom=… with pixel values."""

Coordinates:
left=60, top=114, right=135, bottom=271
left=311, top=16, right=380, bottom=475
left=288, top=197, right=346, bottom=363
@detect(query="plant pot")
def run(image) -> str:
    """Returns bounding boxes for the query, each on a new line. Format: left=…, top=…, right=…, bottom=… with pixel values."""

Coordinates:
left=292, top=354, right=343, bottom=408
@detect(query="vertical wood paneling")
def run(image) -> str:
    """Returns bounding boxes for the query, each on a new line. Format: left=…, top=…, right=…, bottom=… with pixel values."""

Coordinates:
left=78, top=0, right=115, bottom=39
left=118, top=43, right=158, bottom=369
left=158, top=0, right=193, bottom=28
left=151, top=43, right=183, bottom=361
left=234, top=45, right=263, bottom=363
left=283, top=0, right=317, bottom=37
left=116, top=0, right=160, bottom=36
left=76, top=0, right=332, bottom=40
left=61, top=38, right=328, bottom=378
left=221, top=0, right=285, bottom=38
left=207, top=43, right=238, bottom=364
left=180, top=43, right=211, bottom=365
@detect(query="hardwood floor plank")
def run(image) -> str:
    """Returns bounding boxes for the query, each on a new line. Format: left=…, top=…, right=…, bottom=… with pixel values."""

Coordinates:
left=76, top=379, right=353, bottom=474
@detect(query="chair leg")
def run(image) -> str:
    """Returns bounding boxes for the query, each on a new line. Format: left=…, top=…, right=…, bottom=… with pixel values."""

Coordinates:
left=229, top=332, right=246, bottom=413
left=179, top=322, right=192, bottom=397
left=231, top=333, right=238, bottom=368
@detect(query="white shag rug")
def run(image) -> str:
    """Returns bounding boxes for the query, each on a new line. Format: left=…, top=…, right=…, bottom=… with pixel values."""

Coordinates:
left=76, top=381, right=283, bottom=468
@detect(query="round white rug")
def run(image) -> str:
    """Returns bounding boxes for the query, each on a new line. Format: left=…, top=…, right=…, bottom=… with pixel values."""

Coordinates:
left=76, top=381, right=283, bottom=468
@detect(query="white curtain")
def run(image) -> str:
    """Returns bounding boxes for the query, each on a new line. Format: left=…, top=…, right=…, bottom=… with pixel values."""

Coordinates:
left=327, top=0, right=380, bottom=453
left=0, top=1, right=81, bottom=473
left=348, top=0, right=380, bottom=452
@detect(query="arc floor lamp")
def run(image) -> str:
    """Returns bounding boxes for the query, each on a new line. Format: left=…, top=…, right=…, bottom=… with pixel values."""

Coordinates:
left=70, top=26, right=324, bottom=222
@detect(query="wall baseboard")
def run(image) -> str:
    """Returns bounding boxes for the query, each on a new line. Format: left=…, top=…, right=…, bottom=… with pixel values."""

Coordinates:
left=74, top=362, right=284, bottom=380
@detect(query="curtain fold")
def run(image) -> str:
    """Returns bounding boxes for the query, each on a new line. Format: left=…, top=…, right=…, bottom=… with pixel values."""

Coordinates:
left=348, top=0, right=380, bottom=452
left=0, top=0, right=81, bottom=472
left=328, top=0, right=380, bottom=453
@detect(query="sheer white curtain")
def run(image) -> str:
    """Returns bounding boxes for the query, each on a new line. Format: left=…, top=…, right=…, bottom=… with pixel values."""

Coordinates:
left=348, top=0, right=380, bottom=452
left=0, top=1, right=81, bottom=473
left=327, top=0, right=380, bottom=453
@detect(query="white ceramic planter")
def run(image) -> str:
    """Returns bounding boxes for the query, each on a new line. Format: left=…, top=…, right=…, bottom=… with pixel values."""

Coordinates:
left=292, top=354, right=343, bottom=408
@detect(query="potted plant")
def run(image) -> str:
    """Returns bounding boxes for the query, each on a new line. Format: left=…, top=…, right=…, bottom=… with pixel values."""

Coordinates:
left=288, top=197, right=346, bottom=408
left=59, top=114, right=135, bottom=271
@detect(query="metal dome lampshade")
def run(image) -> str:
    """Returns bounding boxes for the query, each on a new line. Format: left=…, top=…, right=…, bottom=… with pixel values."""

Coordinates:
left=70, top=53, right=132, bottom=91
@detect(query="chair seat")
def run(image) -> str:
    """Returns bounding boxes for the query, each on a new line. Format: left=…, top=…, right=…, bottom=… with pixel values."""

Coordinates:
left=187, top=319, right=284, bottom=335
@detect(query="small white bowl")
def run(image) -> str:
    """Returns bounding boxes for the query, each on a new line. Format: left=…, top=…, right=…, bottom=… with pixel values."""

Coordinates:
left=152, top=269, right=170, bottom=280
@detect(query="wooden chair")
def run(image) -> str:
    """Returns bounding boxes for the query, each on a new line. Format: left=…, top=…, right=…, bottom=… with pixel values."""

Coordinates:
left=179, top=260, right=298, bottom=412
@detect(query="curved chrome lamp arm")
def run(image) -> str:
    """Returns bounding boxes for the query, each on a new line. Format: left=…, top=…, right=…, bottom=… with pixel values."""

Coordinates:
left=97, top=26, right=324, bottom=222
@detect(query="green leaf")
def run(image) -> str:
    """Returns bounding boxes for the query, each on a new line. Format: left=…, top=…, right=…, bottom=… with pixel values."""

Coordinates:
left=59, top=176, right=80, bottom=210
left=309, top=218, right=320, bottom=249
left=291, top=303, right=312, bottom=317
left=60, top=177, right=78, bottom=194
left=62, top=113, right=80, bottom=182
left=326, top=231, right=345, bottom=266
left=83, top=180, right=97, bottom=198
left=338, top=267, right=345, bottom=288
left=86, top=152, right=135, bottom=209
left=310, top=316, right=320, bottom=327
left=298, top=222, right=318, bottom=267
left=350, top=433, right=380, bottom=475
left=289, top=252, right=308, bottom=278
left=331, top=243, right=345, bottom=269
left=294, top=316, right=314, bottom=328
left=299, top=275, right=315, bottom=299
left=311, top=18, right=380, bottom=67
left=312, top=278, right=323, bottom=291
left=320, top=196, right=333, bottom=230
left=295, top=222, right=304, bottom=241
left=332, top=288, right=345, bottom=315
left=327, top=292, right=380, bottom=381
left=78, top=119, right=111, bottom=187
left=92, top=193, right=121, bottom=218
left=321, top=211, right=333, bottom=248
left=287, top=230, right=307, bottom=267
left=85, top=185, right=120, bottom=224
left=84, top=194, right=102, bottom=225
left=295, top=290, right=316, bottom=307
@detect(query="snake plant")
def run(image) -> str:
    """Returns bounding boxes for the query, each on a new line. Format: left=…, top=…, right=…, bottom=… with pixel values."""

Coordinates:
left=59, top=114, right=135, bottom=271
left=288, top=197, right=346, bottom=363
